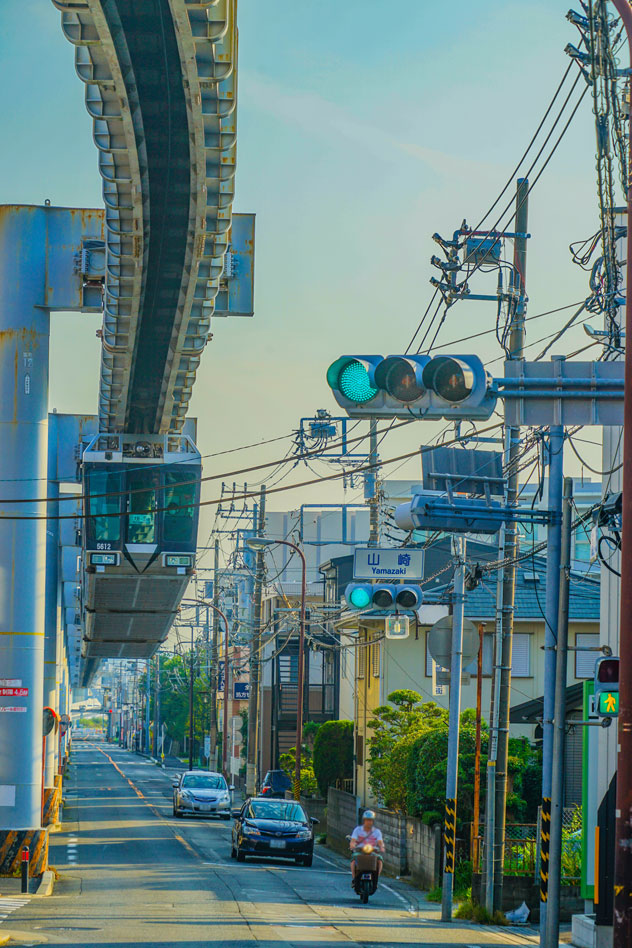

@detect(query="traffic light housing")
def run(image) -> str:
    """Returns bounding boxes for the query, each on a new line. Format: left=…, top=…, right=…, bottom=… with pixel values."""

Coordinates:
left=595, top=656, right=619, bottom=717
left=344, top=582, right=423, bottom=612
left=326, top=353, right=496, bottom=420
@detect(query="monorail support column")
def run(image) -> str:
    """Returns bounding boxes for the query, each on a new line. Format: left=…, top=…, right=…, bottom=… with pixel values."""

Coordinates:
left=0, top=204, right=103, bottom=875
left=43, top=411, right=60, bottom=826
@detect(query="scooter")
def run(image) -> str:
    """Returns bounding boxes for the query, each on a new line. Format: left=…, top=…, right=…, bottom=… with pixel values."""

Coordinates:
left=351, top=843, right=379, bottom=904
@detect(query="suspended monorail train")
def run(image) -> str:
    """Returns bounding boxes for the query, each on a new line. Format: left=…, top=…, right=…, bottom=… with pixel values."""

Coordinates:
left=80, top=433, right=201, bottom=680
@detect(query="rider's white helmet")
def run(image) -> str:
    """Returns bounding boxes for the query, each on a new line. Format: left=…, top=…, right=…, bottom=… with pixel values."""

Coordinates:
left=363, top=809, right=376, bottom=820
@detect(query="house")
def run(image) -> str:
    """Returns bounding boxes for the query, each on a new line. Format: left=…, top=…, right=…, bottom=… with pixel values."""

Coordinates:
left=336, top=537, right=600, bottom=806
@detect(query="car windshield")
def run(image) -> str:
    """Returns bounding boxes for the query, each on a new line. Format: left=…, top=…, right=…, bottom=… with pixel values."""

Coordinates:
left=182, top=774, right=226, bottom=790
left=248, top=801, right=306, bottom=822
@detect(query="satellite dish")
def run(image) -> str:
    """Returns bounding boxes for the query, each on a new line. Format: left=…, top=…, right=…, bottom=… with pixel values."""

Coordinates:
left=427, top=615, right=478, bottom=670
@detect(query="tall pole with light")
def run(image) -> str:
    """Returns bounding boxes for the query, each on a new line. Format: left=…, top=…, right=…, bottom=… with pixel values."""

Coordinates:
left=247, top=537, right=307, bottom=800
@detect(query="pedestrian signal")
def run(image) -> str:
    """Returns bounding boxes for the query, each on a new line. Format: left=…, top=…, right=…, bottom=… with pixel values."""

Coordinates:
left=595, top=656, right=619, bottom=717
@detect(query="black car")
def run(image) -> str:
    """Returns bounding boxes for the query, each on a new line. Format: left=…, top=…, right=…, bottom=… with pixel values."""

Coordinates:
left=231, top=797, right=319, bottom=866
left=260, top=770, right=292, bottom=798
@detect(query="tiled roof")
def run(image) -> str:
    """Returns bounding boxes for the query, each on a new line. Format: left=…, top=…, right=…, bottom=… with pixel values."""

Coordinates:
left=422, top=537, right=599, bottom=622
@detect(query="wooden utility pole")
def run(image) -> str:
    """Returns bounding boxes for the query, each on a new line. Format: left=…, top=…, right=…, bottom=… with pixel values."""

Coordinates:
left=209, top=539, right=220, bottom=770
left=246, top=485, right=266, bottom=796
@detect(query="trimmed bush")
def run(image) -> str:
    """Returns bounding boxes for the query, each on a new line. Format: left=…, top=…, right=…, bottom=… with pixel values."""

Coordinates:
left=312, top=720, right=354, bottom=797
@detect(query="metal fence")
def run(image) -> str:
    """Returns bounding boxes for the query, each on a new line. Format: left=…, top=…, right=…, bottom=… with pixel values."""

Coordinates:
left=471, top=806, right=582, bottom=883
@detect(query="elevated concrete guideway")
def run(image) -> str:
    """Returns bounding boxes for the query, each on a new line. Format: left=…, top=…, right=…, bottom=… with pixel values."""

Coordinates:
left=53, top=0, right=243, bottom=434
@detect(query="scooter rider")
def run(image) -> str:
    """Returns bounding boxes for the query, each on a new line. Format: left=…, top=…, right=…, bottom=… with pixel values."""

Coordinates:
left=350, top=809, right=385, bottom=885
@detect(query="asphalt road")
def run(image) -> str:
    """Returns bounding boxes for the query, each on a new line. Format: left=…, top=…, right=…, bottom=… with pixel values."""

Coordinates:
left=0, top=745, right=535, bottom=947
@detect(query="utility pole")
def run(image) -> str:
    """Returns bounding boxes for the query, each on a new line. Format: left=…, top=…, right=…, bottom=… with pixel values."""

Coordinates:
left=188, top=626, right=194, bottom=771
left=246, top=485, right=266, bottom=796
left=441, top=535, right=466, bottom=922
left=209, top=540, right=219, bottom=770
left=367, top=418, right=380, bottom=547
left=154, top=654, right=161, bottom=761
left=545, top=477, right=573, bottom=948
left=539, top=415, right=564, bottom=943
left=493, top=178, right=529, bottom=911
left=472, top=621, right=485, bottom=872
left=145, top=658, right=151, bottom=755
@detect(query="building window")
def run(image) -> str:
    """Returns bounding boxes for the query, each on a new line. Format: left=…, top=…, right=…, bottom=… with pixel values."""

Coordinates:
left=512, top=633, right=531, bottom=678
left=356, top=733, right=363, bottom=766
left=358, top=641, right=366, bottom=679
left=575, top=632, right=600, bottom=678
left=372, top=640, right=381, bottom=678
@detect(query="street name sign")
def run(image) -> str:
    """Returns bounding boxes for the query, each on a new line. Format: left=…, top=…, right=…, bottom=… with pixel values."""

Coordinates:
left=353, top=547, right=424, bottom=580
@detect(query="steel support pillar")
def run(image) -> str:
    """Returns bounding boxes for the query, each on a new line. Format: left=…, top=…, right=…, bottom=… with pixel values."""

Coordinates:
left=0, top=204, right=103, bottom=873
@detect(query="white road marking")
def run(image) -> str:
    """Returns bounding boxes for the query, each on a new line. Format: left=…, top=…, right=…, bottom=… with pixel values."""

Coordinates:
left=0, top=896, right=30, bottom=928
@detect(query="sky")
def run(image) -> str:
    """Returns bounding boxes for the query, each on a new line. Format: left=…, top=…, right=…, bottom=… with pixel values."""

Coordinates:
left=0, top=0, right=611, bottom=551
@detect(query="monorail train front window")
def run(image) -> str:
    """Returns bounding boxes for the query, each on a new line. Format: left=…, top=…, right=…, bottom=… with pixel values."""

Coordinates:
left=88, top=471, right=122, bottom=543
left=127, top=471, right=156, bottom=543
left=164, top=470, right=196, bottom=543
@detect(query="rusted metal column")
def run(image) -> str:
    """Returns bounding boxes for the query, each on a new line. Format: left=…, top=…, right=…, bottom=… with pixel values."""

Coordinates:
left=609, top=4, right=632, bottom=944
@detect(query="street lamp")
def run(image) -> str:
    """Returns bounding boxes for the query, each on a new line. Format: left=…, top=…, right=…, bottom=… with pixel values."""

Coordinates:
left=246, top=536, right=307, bottom=801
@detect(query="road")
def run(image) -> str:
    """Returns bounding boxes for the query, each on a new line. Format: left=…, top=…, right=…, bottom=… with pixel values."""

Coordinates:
left=0, top=745, right=535, bottom=947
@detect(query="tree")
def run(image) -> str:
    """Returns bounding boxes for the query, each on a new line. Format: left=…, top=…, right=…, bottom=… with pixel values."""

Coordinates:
left=367, top=691, right=447, bottom=809
left=405, top=709, right=488, bottom=826
left=279, top=745, right=318, bottom=796
left=312, top=720, right=353, bottom=797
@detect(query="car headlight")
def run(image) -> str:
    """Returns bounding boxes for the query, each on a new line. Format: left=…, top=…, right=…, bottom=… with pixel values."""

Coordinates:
left=180, top=790, right=192, bottom=800
left=295, top=828, right=312, bottom=839
left=242, top=824, right=261, bottom=836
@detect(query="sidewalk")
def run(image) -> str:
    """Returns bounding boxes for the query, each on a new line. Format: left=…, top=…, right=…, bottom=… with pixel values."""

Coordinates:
left=317, top=839, right=542, bottom=946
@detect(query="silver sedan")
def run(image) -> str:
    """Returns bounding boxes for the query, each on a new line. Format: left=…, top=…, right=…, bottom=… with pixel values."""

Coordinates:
left=172, top=770, right=234, bottom=819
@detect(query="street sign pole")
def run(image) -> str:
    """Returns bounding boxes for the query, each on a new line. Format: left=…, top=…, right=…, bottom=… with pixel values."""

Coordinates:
left=441, top=535, right=466, bottom=922
left=545, top=477, right=573, bottom=948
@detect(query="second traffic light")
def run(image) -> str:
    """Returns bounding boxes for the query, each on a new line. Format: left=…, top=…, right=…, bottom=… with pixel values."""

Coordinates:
left=345, top=582, right=423, bottom=611
left=595, top=656, right=620, bottom=717
left=326, top=354, right=497, bottom=420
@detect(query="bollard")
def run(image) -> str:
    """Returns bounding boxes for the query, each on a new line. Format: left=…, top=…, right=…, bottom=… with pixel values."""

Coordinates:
left=20, top=845, right=29, bottom=893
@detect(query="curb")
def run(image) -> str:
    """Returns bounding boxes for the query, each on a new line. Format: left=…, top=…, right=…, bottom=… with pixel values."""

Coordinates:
left=33, top=870, right=55, bottom=897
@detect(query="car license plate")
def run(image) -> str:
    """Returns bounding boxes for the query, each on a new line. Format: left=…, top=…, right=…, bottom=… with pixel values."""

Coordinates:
left=269, top=839, right=286, bottom=849
left=361, top=873, right=372, bottom=880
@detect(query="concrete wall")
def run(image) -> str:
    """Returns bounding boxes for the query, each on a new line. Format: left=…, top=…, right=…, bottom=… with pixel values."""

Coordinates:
left=472, top=874, right=583, bottom=923
left=299, top=795, right=327, bottom=832
left=326, top=788, right=441, bottom=890
left=327, top=787, right=360, bottom=856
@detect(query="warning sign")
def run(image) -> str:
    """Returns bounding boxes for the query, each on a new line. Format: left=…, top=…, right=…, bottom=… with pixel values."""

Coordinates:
left=0, top=688, right=28, bottom=697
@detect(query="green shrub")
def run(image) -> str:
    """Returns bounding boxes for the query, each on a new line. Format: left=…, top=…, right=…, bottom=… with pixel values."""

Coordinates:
left=454, top=900, right=508, bottom=925
left=312, top=720, right=353, bottom=797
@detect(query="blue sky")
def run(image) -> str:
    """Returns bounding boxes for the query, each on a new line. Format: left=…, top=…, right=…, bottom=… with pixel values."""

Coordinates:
left=0, top=1, right=606, bottom=532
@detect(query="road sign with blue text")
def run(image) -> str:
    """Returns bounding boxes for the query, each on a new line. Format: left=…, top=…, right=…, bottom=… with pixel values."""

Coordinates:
left=353, top=547, right=424, bottom=580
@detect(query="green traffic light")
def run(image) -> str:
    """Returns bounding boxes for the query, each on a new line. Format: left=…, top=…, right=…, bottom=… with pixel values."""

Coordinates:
left=598, top=691, right=619, bottom=716
left=348, top=586, right=371, bottom=608
left=337, top=360, right=378, bottom=404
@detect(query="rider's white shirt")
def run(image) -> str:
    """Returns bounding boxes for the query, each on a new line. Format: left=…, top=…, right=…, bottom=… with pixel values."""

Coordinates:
left=351, top=826, right=383, bottom=847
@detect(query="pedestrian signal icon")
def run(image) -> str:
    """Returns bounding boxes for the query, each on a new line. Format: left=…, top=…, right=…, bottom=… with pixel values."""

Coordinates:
left=598, top=691, right=619, bottom=717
